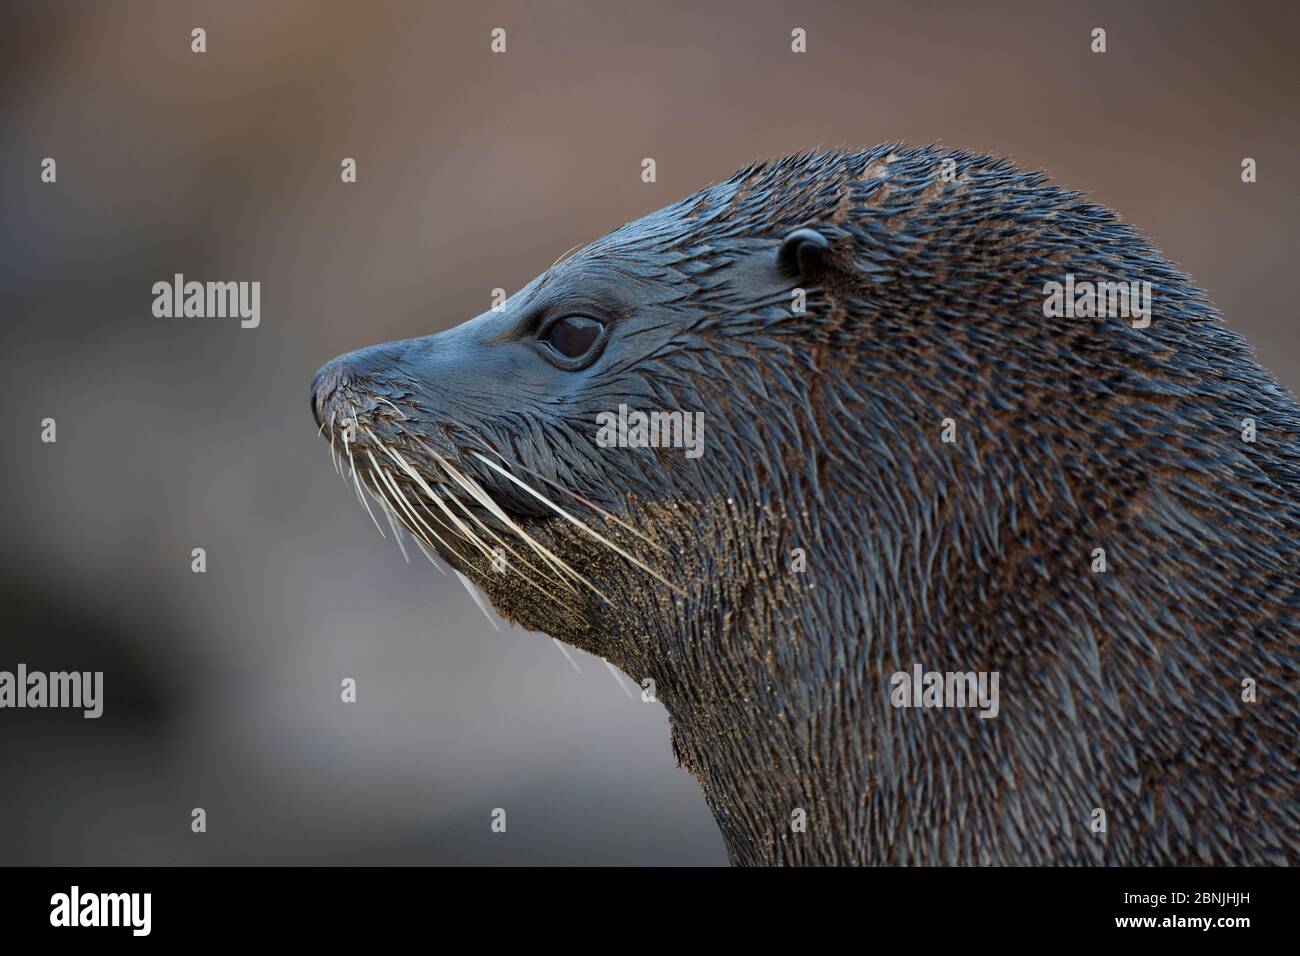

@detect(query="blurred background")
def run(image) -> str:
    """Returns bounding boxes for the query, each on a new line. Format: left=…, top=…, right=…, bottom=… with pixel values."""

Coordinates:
left=0, top=0, right=1295, bottom=865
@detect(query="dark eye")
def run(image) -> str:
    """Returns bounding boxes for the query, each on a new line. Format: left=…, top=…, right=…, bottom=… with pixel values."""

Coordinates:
left=543, top=315, right=603, bottom=359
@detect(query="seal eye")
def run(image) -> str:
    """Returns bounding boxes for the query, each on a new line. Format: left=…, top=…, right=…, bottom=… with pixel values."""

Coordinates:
left=543, top=315, right=603, bottom=360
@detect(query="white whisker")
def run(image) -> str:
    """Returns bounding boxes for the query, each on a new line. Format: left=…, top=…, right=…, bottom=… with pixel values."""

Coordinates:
left=369, top=454, right=469, bottom=564
left=344, top=431, right=385, bottom=537
left=373, top=432, right=576, bottom=596
left=411, top=536, right=447, bottom=575
left=420, top=443, right=611, bottom=603
left=376, top=439, right=562, bottom=594
left=375, top=483, right=411, bottom=563
left=440, top=489, right=572, bottom=595
left=552, top=242, right=583, bottom=268
left=552, top=638, right=581, bottom=673
left=603, top=658, right=634, bottom=698
left=328, top=411, right=342, bottom=475
left=472, top=453, right=682, bottom=594
left=374, top=396, right=408, bottom=420
left=454, top=569, right=499, bottom=632
left=367, top=438, right=496, bottom=565
left=472, top=444, right=668, bottom=556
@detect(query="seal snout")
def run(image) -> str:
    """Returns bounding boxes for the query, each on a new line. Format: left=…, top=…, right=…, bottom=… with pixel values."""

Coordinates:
left=311, top=357, right=349, bottom=428
left=312, top=341, right=418, bottom=427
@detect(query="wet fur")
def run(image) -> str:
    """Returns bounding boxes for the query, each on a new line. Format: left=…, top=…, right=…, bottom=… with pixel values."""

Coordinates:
left=314, top=145, right=1300, bottom=865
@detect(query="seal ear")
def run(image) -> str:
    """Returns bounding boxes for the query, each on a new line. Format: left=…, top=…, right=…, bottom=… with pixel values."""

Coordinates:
left=777, top=228, right=831, bottom=279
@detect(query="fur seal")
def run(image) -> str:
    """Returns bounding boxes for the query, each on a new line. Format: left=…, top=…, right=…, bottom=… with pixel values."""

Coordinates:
left=311, top=145, right=1300, bottom=865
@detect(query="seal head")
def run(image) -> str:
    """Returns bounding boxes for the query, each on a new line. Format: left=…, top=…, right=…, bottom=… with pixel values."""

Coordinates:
left=312, top=145, right=1300, bottom=866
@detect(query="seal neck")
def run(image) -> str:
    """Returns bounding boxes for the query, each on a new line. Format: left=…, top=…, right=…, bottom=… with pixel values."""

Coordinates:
left=655, top=559, right=873, bottom=865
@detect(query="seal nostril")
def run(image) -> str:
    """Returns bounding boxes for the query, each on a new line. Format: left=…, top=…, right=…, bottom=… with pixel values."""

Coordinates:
left=310, top=359, right=348, bottom=428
